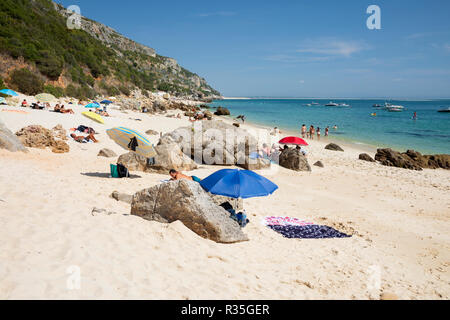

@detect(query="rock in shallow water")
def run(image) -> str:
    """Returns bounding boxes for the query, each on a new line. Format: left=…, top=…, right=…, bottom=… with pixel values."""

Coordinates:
left=130, top=180, right=248, bottom=243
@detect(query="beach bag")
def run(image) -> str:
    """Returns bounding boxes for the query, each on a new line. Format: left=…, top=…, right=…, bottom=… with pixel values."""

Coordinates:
left=110, top=164, right=119, bottom=178
left=117, top=163, right=129, bottom=178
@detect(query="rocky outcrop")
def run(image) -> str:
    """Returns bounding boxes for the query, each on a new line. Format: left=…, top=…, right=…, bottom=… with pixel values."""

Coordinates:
left=214, top=107, right=230, bottom=116
left=52, top=124, right=67, bottom=140
left=98, top=148, right=117, bottom=157
left=117, top=143, right=198, bottom=173
left=238, top=157, right=271, bottom=171
left=325, top=143, right=344, bottom=152
left=359, top=153, right=375, bottom=162
left=15, top=125, right=69, bottom=153
left=375, top=148, right=423, bottom=171
left=0, top=120, right=27, bottom=152
left=130, top=180, right=248, bottom=243
left=279, top=148, right=311, bottom=171
left=147, top=143, right=198, bottom=173
left=158, top=121, right=260, bottom=167
left=375, top=148, right=449, bottom=170
left=117, top=152, right=149, bottom=171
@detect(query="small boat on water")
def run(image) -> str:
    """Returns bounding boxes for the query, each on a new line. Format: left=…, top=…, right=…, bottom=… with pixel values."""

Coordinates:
left=339, top=103, right=350, bottom=107
left=437, top=106, right=450, bottom=113
left=325, top=101, right=339, bottom=107
left=384, top=102, right=405, bottom=112
left=373, top=104, right=383, bottom=108
left=311, top=102, right=320, bottom=105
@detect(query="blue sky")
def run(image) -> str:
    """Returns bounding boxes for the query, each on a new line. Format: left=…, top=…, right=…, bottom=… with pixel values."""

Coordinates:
left=59, top=0, right=450, bottom=98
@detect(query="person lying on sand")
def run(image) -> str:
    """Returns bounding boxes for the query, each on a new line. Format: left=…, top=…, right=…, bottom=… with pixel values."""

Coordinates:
left=59, top=105, right=74, bottom=114
left=70, top=132, right=98, bottom=143
left=169, top=169, right=201, bottom=183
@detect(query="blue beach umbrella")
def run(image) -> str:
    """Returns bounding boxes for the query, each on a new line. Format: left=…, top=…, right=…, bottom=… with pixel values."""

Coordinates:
left=101, top=100, right=113, bottom=105
left=106, top=127, right=157, bottom=158
left=200, top=169, right=278, bottom=199
left=84, top=102, right=101, bottom=109
left=0, top=89, right=19, bottom=96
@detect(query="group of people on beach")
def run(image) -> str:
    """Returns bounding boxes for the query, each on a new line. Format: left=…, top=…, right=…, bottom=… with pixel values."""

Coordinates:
left=301, top=124, right=337, bottom=140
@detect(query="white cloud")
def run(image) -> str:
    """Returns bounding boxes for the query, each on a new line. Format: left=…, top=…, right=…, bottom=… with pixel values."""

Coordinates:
left=296, top=38, right=368, bottom=57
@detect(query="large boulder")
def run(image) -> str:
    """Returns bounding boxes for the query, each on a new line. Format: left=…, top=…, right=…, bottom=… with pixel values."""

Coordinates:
left=209, top=194, right=244, bottom=212
left=374, top=148, right=422, bottom=171
left=279, top=148, right=311, bottom=171
left=325, top=143, right=344, bottom=152
left=148, top=143, right=198, bottom=173
left=15, top=125, right=69, bottom=153
left=117, top=152, right=148, bottom=171
left=238, top=157, right=271, bottom=170
left=0, top=120, right=28, bottom=152
left=117, top=143, right=198, bottom=173
left=214, top=107, right=230, bottom=116
left=130, top=180, right=248, bottom=243
left=159, top=121, right=260, bottom=167
left=375, top=149, right=450, bottom=170
left=359, top=153, right=375, bottom=162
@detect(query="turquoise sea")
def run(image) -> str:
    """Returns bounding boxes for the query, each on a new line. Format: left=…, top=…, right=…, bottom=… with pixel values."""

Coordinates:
left=209, top=99, right=450, bottom=155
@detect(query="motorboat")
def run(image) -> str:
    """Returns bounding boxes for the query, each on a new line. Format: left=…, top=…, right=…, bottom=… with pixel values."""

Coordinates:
left=438, top=106, right=450, bottom=113
left=373, top=104, right=383, bottom=108
left=339, top=103, right=350, bottom=107
left=384, top=102, right=405, bottom=112
left=325, top=101, right=339, bottom=106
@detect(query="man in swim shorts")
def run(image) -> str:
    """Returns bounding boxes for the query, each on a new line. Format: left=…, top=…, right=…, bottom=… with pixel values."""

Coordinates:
left=169, top=169, right=201, bottom=182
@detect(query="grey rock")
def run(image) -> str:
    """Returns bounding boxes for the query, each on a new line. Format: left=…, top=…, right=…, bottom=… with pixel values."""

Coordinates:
left=359, top=153, right=375, bottom=162
left=111, top=191, right=133, bottom=204
left=0, top=120, right=28, bottom=152
left=98, top=148, right=117, bottom=158
left=131, top=180, right=248, bottom=243
left=117, top=152, right=148, bottom=172
left=210, top=194, right=244, bottom=212
left=325, top=143, right=344, bottom=152
left=375, top=148, right=422, bottom=171
left=279, top=148, right=311, bottom=172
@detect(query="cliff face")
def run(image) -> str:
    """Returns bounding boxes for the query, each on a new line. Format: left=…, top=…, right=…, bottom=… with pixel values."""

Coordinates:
left=0, top=0, right=221, bottom=100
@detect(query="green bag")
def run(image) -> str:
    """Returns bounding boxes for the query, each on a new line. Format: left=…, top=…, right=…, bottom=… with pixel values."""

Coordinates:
left=110, top=164, right=119, bottom=178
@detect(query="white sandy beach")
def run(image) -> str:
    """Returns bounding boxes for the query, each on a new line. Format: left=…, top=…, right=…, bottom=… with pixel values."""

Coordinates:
left=0, top=99, right=449, bottom=300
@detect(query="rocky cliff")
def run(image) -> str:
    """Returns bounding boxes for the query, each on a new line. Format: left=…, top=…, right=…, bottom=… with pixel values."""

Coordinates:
left=0, top=0, right=221, bottom=101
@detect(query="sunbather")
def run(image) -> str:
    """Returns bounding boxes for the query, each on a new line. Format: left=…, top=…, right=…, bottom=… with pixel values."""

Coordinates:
left=169, top=169, right=201, bottom=182
left=60, top=105, right=74, bottom=114
left=70, top=132, right=98, bottom=143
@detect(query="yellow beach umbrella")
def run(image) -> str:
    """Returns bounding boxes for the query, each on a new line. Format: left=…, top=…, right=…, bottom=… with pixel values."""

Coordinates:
left=82, top=111, right=104, bottom=124
left=106, top=127, right=156, bottom=158
left=35, top=93, right=56, bottom=103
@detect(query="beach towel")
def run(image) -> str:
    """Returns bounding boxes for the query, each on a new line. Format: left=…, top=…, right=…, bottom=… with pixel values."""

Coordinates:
left=268, top=225, right=351, bottom=239
left=262, top=216, right=314, bottom=227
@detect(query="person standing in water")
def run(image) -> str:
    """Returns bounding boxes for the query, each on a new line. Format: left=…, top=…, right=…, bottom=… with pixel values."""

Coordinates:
left=325, top=127, right=329, bottom=137
left=316, top=127, right=321, bottom=140
left=301, top=124, right=307, bottom=138
left=413, top=112, right=417, bottom=120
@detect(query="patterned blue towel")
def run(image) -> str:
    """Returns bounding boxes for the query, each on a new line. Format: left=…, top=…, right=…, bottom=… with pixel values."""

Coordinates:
left=268, top=225, right=351, bottom=239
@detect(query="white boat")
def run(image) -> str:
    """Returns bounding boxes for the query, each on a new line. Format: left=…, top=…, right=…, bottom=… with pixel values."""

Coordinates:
left=325, top=101, right=339, bottom=107
left=384, top=102, right=405, bottom=112
left=438, top=106, right=450, bottom=113
left=339, top=103, right=350, bottom=107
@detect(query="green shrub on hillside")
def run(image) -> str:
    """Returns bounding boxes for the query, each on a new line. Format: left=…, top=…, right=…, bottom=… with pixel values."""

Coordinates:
left=9, top=68, right=44, bottom=95
left=44, top=84, right=65, bottom=98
